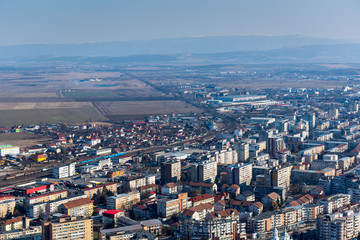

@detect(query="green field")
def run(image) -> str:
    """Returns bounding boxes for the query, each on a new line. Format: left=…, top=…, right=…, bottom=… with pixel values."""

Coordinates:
left=0, top=108, right=107, bottom=127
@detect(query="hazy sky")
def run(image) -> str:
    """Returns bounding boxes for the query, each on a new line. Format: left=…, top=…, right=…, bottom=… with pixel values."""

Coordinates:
left=0, top=0, right=359, bottom=45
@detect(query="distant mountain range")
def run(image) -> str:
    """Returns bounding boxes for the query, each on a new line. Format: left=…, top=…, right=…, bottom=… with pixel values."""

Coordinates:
left=1, top=35, right=360, bottom=64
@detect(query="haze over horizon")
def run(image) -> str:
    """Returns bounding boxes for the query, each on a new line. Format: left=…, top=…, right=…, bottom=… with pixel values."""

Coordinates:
left=1, top=0, right=360, bottom=46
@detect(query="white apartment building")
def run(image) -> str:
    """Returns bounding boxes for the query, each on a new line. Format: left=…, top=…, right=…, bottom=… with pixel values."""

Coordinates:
left=0, top=145, right=20, bottom=156
left=191, top=160, right=217, bottom=183
left=226, top=163, right=253, bottom=186
left=53, top=163, right=76, bottom=179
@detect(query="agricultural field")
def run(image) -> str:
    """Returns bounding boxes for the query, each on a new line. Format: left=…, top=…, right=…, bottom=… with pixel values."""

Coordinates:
left=96, top=100, right=202, bottom=116
left=0, top=102, right=93, bottom=110
left=0, top=107, right=106, bottom=127
left=0, top=132, right=49, bottom=148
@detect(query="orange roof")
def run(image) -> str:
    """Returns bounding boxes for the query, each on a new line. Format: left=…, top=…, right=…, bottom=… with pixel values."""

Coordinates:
left=191, top=194, right=214, bottom=203
left=165, top=182, right=176, bottom=188
left=252, top=202, right=263, bottom=209
left=187, top=203, right=214, bottom=212
left=215, top=200, right=226, bottom=206
left=62, top=198, right=93, bottom=209
left=267, top=192, right=280, bottom=200
left=138, top=184, right=158, bottom=191
left=289, top=201, right=300, bottom=206
left=0, top=216, right=22, bottom=225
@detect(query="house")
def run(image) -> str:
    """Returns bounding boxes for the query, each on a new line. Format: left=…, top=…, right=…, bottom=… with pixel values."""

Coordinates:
left=261, top=192, right=281, bottom=208
left=30, top=153, right=46, bottom=162
left=227, top=185, right=240, bottom=197
left=214, top=200, right=226, bottom=211
left=138, top=184, right=158, bottom=198
left=102, top=210, right=125, bottom=228
left=191, top=194, right=214, bottom=207
left=236, top=190, right=255, bottom=201
left=228, top=199, right=252, bottom=212
left=133, top=203, right=157, bottom=220
left=161, top=183, right=177, bottom=195
left=0, top=216, right=25, bottom=232
left=249, top=202, right=263, bottom=216
left=188, top=181, right=217, bottom=195
left=289, top=194, right=314, bottom=206
left=310, top=186, right=324, bottom=195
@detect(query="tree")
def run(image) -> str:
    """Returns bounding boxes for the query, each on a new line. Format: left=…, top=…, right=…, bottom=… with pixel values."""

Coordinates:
left=272, top=201, right=279, bottom=210
left=92, top=194, right=99, bottom=205
left=99, top=194, right=107, bottom=205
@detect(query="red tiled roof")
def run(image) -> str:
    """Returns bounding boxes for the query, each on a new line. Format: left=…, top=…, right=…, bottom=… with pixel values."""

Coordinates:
left=138, top=184, right=158, bottom=191
left=289, top=201, right=300, bottom=206
left=62, top=198, right=93, bottom=209
left=165, top=182, right=176, bottom=188
left=191, top=194, right=214, bottom=203
left=266, top=192, right=280, bottom=200
left=189, top=181, right=214, bottom=188
left=252, top=202, right=263, bottom=209
left=187, top=203, right=214, bottom=212
left=0, top=216, right=22, bottom=225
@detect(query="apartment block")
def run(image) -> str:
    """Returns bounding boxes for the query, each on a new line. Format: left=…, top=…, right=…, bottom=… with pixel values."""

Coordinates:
left=53, top=163, right=75, bottom=179
left=59, top=197, right=93, bottom=218
left=0, top=197, right=16, bottom=218
left=126, top=175, right=156, bottom=190
left=24, top=190, right=68, bottom=205
left=157, top=192, right=188, bottom=219
left=191, top=160, right=217, bottom=183
left=161, top=160, right=181, bottom=184
left=42, top=217, right=93, bottom=240
left=27, top=194, right=87, bottom=218
left=317, top=210, right=360, bottom=240
left=82, top=182, right=117, bottom=199
left=107, top=192, right=140, bottom=210
left=226, top=163, right=253, bottom=187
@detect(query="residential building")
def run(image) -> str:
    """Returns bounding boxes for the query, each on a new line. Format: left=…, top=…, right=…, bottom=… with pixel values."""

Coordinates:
left=0, top=197, right=16, bottom=218
left=59, top=197, right=93, bottom=218
left=157, top=193, right=188, bottom=219
left=42, top=217, right=93, bottom=240
left=191, top=160, right=217, bottom=183
left=179, top=205, right=246, bottom=240
left=267, top=137, right=286, bottom=158
left=0, top=216, right=26, bottom=232
left=0, top=145, right=19, bottom=156
left=82, top=182, right=117, bottom=199
left=226, top=163, right=253, bottom=187
left=237, top=142, right=250, bottom=162
left=161, top=160, right=181, bottom=184
left=27, top=194, right=87, bottom=218
left=107, top=192, right=140, bottom=210
left=317, top=210, right=360, bottom=240
left=53, top=163, right=75, bottom=179
left=24, top=190, right=68, bottom=205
